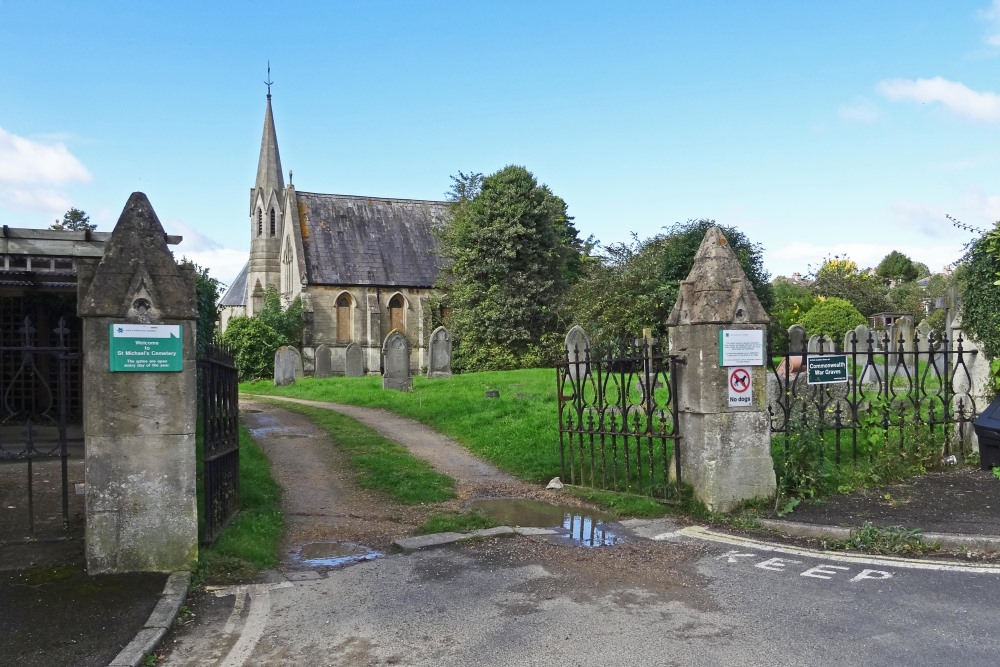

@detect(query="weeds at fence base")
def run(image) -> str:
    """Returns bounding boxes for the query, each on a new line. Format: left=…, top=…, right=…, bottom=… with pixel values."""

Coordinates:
left=823, top=522, right=940, bottom=556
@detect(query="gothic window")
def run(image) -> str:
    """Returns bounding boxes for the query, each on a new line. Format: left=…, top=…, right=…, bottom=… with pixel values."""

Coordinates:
left=281, top=238, right=293, bottom=296
left=269, top=208, right=276, bottom=237
left=257, top=209, right=263, bottom=236
left=336, top=294, right=352, bottom=342
left=389, top=294, right=405, bottom=333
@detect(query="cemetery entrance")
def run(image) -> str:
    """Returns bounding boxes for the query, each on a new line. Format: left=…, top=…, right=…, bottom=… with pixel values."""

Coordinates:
left=556, top=334, right=683, bottom=502
left=0, top=293, right=82, bottom=542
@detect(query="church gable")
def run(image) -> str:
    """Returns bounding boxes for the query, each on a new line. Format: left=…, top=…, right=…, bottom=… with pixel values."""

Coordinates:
left=295, top=192, right=447, bottom=288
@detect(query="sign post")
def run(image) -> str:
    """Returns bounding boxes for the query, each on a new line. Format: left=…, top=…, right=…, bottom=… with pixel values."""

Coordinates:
left=806, top=354, right=849, bottom=385
left=728, top=367, right=752, bottom=407
left=719, top=329, right=765, bottom=367
left=109, top=323, right=183, bottom=372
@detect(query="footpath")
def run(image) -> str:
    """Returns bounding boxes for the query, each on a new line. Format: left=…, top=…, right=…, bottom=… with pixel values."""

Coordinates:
left=6, top=397, right=1000, bottom=666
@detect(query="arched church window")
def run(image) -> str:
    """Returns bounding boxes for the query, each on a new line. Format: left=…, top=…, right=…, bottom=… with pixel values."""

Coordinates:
left=270, top=208, right=276, bottom=236
left=257, top=209, right=263, bottom=236
left=336, top=294, right=352, bottom=342
left=389, top=294, right=405, bottom=333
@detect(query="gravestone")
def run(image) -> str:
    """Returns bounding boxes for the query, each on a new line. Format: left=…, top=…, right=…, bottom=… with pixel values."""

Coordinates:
left=915, top=320, right=933, bottom=356
left=564, top=325, right=591, bottom=382
left=787, top=324, right=806, bottom=354
left=427, top=326, right=453, bottom=379
left=77, top=192, right=198, bottom=573
left=274, top=345, right=303, bottom=386
left=314, top=344, right=333, bottom=378
left=345, top=342, right=364, bottom=377
left=382, top=331, right=412, bottom=391
left=853, top=324, right=872, bottom=351
left=893, top=316, right=915, bottom=366
left=808, top=334, right=832, bottom=354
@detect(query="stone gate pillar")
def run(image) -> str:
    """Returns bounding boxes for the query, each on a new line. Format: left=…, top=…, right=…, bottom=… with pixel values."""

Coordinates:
left=666, top=227, right=776, bottom=512
left=78, top=193, right=199, bottom=573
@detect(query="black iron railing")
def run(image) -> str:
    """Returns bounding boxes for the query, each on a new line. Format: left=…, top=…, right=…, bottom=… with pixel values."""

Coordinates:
left=198, top=340, right=240, bottom=544
left=556, top=338, right=682, bottom=502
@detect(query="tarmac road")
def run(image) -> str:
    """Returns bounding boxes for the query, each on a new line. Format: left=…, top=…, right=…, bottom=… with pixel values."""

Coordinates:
left=159, top=523, right=1000, bottom=667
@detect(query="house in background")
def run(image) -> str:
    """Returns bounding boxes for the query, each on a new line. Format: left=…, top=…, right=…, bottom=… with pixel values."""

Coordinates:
left=219, top=91, right=448, bottom=374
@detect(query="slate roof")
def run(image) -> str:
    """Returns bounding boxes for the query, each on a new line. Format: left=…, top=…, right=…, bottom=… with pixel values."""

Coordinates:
left=219, top=262, right=248, bottom=307
left=295, top=192, right=448, bottom=287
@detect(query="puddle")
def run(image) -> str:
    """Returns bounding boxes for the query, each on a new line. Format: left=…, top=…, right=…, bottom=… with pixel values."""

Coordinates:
left=243, top=409, right=262, bottom=414
left=248, top=425, right=306, bottom=439
left=467, top=498, right=622, bottom=547
left=290, top=541, right=381, bottom=568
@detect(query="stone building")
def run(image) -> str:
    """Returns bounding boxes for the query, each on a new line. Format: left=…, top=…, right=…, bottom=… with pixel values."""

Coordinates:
left=219, top=92, right=448, bottom=374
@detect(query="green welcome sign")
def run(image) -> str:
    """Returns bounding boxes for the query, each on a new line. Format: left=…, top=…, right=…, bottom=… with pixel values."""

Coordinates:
left=109, top=323, right=183, bottom=372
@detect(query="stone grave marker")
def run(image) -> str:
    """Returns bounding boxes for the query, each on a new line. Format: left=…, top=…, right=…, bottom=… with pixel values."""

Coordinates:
left=345, top=342, right=364, bottom=377
left=564, top=325, right=591, bottom=382
left=427, top=326, right=453, bottom=379
left=314, top=343, right=333, bottom=378
left=274, top=345, right=303, bottom=386
left=787, top=324, right=806, bottom=354
left=382, top=331, right=412, bottom=391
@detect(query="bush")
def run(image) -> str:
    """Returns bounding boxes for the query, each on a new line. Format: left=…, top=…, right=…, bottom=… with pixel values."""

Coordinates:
left=798, top=297, right=866, bottom=343
left=220, top=316, right=286, bottom=380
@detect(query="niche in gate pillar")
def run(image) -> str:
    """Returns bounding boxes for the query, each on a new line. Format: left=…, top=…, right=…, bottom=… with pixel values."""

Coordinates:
left=78, top=192, right=199, bottom=574
left=666, top=226, right=776, bottom=512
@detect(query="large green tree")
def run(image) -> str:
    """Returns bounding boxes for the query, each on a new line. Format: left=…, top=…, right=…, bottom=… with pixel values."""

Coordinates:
left=565, top=220, right=772, bottom=344
left=957, top=221, right=1000, bottom=360
left=811, top=257, right=889, bottom=316
left=436, top=165, right=584, bottom=371
left=51, top=207, right=96, bottom=232
left=220, top=286, right=303, bottom=380
left=876, top=250, right=919, bottom=284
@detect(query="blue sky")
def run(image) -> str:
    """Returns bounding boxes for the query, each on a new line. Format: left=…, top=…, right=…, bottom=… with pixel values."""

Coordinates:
left=2, top=1, right=999, bottom=290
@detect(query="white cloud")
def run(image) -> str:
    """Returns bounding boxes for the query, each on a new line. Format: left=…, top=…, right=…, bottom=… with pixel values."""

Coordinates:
left=877, top=77, right=1000, bottom=121
left=960, top=186, right=1000, bottom=221
left=0, top=126, right=91, bottom=215
left=890, top=200, right=951, bottom=238
left=979, top=0, right=1000, bottom=46
left=838, top=98, right=879, bottom=123
left=164, top=221, right=247, bottom=286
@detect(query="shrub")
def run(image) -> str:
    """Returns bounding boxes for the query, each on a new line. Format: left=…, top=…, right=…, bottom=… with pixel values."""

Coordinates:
left=220, top=316, right=286, bottom=380
left=798, top=297, right=866, bottom=343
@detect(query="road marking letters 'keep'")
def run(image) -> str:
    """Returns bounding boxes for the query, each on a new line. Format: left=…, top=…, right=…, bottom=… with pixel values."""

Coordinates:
left=719, top=551, right=893, bottom=583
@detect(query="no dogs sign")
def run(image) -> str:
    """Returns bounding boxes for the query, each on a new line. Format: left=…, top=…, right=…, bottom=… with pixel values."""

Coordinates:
left=728, top=367, right=752, bottom=407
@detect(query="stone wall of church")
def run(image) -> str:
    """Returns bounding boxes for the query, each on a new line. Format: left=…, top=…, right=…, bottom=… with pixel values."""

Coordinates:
left=304, top=285, right=434, bottom=374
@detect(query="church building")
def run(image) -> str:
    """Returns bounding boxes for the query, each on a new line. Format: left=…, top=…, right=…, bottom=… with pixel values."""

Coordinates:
left=219, top=91, right=448, bottom=374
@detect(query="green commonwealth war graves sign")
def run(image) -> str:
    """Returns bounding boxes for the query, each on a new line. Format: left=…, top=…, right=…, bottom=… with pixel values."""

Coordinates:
left=806, top=354, right=849, bottom=385
left=110, top=324, right=183, bottom=372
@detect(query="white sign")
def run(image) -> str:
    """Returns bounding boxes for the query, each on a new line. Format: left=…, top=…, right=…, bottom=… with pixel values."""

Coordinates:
left=728, top=367, right=752, bottom=407
left=719, top=329, right=765, bottom=367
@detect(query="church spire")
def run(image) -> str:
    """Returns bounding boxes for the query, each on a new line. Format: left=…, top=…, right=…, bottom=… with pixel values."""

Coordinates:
left=255, top=73, right=284, bottom=195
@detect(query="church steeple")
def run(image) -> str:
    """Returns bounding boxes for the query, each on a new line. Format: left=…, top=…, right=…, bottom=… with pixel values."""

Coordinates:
left=255, top=91, right=284, bottom=196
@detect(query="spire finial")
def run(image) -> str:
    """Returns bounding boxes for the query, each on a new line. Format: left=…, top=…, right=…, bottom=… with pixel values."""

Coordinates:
left=265, top=61, right=274, bottom=99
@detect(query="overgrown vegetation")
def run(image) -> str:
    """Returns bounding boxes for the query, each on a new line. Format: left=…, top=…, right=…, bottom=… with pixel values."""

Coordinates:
left=417, top=511, right=497, bottom=535
left=221, top=286, right=303, bottom=380
left=824, top=522, right=939, bottom=555
left=797, top=296, right=866, bottom=342
left=194, top=423, right=283, bottom=586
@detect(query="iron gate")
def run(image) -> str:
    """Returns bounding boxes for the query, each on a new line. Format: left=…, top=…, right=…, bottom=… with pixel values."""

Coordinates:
left=0, top=316, right=76, bottom=542
left=556, top=337, right=682, bottom=502
left=198, top=340, right=240, bottom=543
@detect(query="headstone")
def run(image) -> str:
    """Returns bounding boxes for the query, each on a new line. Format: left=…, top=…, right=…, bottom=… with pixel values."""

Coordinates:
left=915, top=319, right=933, bottom=356
left=564, top=325, right=591, bottom=382
left=807, top=334, right=829, bottom=354
left=787, top=324, right=806, bottom=354
left=274, top=345, right=303, bottom=386
left=314, top=344, right=333, bottom=378
left=382, top=331, right=412, bottom=391
left=344, top=342, right=364, bottom=377
left=427, top=326, right=453, bottom=379
left=893, top=316, right=915, bottom=366
left=853, top=324, right=872, bottom=351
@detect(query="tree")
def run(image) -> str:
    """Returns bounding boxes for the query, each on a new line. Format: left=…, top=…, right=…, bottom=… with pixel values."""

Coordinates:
left=875, top=250, right=919, bottom=284
left=436, top=165, right=584, bottom=371
left=957, top=221, right=1000, bottom=360
left=798, top=297, right=866, bottom=342
left=887, top=281, right=926, bottom=317
left=51, top=207, right=96, bottom=232
left=769, top=277, right=819, bottom=350
left=565, top=220, right=772, bottom=345
left=219, top=285, right=302, bottom=380
left=811, top=256, right=889, bottom=316
left=180, top=260, right=223, bottom=355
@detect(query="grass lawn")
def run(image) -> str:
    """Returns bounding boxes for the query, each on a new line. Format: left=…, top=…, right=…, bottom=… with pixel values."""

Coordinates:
left=243, top=369, right=562, bottom=484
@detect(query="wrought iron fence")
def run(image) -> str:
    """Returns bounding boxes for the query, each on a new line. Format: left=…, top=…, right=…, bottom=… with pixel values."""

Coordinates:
left=556, top=337, right=682, bottom=502
left=198, top=339, right=240, bottom=544
left=0, top=316, right=75, bottom=540
left=768, top=330, right=977, bottom=475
